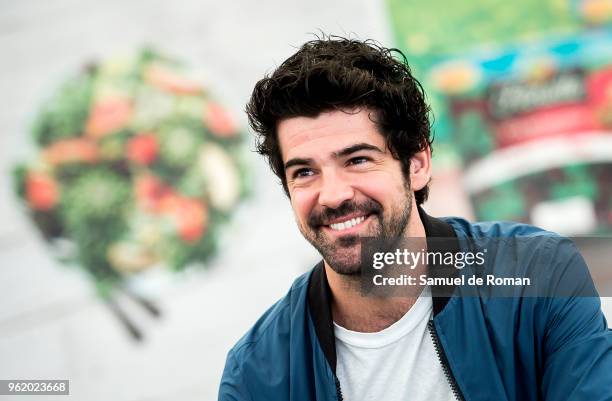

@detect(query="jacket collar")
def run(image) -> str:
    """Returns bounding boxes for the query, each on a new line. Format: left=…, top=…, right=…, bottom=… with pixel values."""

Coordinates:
left=306, top=207, right=459, bottom=373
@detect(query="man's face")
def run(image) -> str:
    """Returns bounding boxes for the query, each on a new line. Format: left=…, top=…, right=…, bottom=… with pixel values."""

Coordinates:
left=278, top=108, right=415, bottom=275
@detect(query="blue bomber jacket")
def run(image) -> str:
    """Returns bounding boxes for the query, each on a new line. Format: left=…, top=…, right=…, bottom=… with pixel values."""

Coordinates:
left=219, top=210, right=612, bottom=401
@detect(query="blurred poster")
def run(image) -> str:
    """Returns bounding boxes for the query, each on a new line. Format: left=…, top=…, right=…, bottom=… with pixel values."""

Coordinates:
left=387, top=0, right=612, bottom=234
left=430, top=31, right=612, bottom=234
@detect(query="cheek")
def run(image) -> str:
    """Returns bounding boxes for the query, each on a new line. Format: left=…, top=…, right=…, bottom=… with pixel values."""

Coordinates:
left=290, top=188, right=319, bottom=224
left=354, top=171, right=406, bottom=205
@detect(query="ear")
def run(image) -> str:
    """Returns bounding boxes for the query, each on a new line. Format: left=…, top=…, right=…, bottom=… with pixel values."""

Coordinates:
left=409, top=147, right=432, bottom=191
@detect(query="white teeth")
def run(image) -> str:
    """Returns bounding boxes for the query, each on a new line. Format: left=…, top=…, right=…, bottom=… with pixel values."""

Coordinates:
left=329, top=216, right=366, bottom=231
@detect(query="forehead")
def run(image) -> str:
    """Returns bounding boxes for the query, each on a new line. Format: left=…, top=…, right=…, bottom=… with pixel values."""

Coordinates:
left=277, top=108, right=384, bottom=161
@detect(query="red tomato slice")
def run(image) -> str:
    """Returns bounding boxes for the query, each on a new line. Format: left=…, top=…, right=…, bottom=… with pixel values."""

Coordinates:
left=145, top=65, right=203, bottom=95
left=127, top=133, right=159, bottom=165
left=85, top=98, right=132, bottom=138
left=26, top=171, right=59, bottom=211
left=204, top=102, right=238, bottom=138
left=43, top=138, right=99, bottom=165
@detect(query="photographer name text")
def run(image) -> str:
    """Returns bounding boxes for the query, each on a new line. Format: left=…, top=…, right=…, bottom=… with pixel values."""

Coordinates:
left=372, top=274, right=531, bottom=287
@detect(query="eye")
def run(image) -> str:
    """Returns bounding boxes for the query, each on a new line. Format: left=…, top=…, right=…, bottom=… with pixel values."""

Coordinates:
left=347, top=156, right=370, bottom=166
left=293, top=168, right=314, bottom=179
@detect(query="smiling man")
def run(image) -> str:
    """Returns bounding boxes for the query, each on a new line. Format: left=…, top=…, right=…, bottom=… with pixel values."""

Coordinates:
left=279, top=109, right=425, bottom=276
left=218, top=37, right=612, bottom=401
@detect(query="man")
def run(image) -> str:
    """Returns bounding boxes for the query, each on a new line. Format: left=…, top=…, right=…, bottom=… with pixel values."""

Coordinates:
left=219, top=37, right=612, bottom=400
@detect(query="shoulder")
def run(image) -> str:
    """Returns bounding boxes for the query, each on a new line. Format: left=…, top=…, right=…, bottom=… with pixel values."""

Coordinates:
left=441, top=216, right=572, bottom=257
left=442, top=216, right=597, bottom=297
left=441, top=215, right=556, bottom=239
left=220, top=270, right=314, bottom=399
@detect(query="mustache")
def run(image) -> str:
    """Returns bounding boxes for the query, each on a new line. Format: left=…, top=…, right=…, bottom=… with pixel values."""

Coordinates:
left=307, top=199, right=383, bottom=227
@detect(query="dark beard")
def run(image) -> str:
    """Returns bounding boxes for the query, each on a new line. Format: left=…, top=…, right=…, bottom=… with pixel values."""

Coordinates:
left=301, top=191, right=413, bottom=276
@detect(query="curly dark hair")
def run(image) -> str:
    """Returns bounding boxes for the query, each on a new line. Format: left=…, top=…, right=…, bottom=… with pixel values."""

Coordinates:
left=246, top=35, right=433, bottom=205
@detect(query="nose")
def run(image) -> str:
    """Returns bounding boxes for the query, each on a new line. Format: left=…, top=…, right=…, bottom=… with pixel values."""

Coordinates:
left=317, top=169, right=354, bottom=209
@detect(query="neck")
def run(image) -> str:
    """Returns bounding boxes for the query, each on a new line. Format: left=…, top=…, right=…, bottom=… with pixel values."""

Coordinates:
left=326, top=206, right=427, bottom=332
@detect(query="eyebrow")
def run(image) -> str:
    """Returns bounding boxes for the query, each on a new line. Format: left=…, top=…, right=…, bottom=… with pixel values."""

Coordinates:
left=284, top=157, right=314, bottom=171
left=334, top=143, right=384, bottom=158
left=284, top=143, right=384, bottom=171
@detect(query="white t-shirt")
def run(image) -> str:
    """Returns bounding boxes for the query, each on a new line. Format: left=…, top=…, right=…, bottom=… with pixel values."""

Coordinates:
left=334, top=288, right=456, bottom=401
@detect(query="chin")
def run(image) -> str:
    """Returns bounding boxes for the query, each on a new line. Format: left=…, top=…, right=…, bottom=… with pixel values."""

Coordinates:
left=330, top=265, right=362, bottom=276
left=324, top=249, right=362, bottom=276
left=302, top=228, right=365, bottom=275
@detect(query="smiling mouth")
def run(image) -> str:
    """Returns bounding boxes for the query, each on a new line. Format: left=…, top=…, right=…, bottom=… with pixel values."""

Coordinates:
left=325, top=214, right=370, bottom=232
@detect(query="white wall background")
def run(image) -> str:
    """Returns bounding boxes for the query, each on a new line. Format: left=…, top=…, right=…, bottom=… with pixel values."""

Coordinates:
left=0, top=1, right=610, bottom=400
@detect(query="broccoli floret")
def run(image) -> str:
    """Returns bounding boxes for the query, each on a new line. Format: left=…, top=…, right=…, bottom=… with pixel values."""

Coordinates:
left=33, top=72, right=94, bottom=146
left=61, top=168, right=131, bottom=227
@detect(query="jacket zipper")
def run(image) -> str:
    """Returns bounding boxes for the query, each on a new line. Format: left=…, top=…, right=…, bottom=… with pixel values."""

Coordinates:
left=334, top=375, right=344, bottom=401
left=428, top=320, right=466, bottom=401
